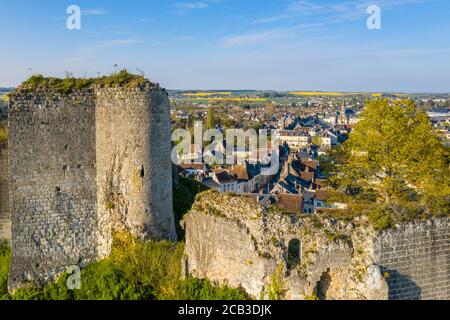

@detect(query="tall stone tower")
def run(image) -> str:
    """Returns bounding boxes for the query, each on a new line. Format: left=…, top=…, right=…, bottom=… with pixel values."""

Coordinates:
left=8, top=87, right=99, bottom=289
left=95, top=84, right=177, bottom=256
left=7, top=73, right=176, bottom=289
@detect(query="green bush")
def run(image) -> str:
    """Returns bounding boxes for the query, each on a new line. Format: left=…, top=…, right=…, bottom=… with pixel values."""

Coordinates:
left=367, top=207, right=393, bottom=231
left=173, top=177, right=209, bottom=239
left=2, top=233, right=249, bottom=301
left=266, top=264, right=285, bottom=300
left=181, top=277, right=249, bottom=300
left=0, top=241, right=11, bottom=299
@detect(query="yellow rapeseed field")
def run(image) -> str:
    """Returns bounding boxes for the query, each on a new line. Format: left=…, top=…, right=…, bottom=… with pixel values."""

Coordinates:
left=288, top=91, right=345, bottom=96
left=202, top=97, right=267, bottom=102
left=183, top=92, right=232, bottom=97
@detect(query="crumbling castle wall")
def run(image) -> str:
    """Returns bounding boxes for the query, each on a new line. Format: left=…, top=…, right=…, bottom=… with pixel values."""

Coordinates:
left=0, top=143, right=10, bottom=241
left=374, top=219, right=449, bottom=300
left=183, top=191, right=449, bottom=300
left=8, top=89, right=98, bottom=289
left=183, top=191, right=388, bottom=300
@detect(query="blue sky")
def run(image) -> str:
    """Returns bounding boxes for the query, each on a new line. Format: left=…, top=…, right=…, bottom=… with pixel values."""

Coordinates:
left=1, top=0, right=449, bottom=92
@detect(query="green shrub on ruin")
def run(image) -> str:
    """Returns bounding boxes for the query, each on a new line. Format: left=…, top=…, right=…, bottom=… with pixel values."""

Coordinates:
left=3, top=232, right=248, bottom=301
left=303, top=294, right=319, bottom=300
left=173, top=177, right=209, bottom=239
left=14, top=69, right=149, bottom=94
left=266, top=264, right=285, bottom=300
left=0, top=241, right=11, bottom=299
left=181, top=278, right=249, bottom=300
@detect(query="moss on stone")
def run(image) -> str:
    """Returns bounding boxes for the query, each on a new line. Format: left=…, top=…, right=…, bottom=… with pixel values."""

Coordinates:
left=324, top=229, right=351, bottom=244
left=0, top=128, right=7, bottom=149
left=13, top=70, right=151, bottom=95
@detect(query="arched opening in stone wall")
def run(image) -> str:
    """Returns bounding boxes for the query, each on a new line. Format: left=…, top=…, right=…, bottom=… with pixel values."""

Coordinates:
left=315, top=269, right=331, bottom=300
left=287, top=238, right=301, bottom=270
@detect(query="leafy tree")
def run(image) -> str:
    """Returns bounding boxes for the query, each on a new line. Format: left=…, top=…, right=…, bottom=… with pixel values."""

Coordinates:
left=312, top=135, right=322, bottom=147
left=205, top=106, right=217, bottom=130
left=264, top=103, right=275, bottom=120
left=330, top=99, right=450, bottom=228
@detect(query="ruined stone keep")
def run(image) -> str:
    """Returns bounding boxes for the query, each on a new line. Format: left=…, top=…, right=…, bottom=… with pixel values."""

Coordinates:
left=0, top=140, right=9, bottom=241
left=183, top=191, right=449, bottom=300
left=3, top=78, right=176, bottom=290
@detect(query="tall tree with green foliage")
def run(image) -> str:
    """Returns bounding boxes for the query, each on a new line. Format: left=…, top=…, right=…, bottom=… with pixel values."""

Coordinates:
left=330, top=99, right=450, bottom=228
left=205, top=106, right=217, bottom=130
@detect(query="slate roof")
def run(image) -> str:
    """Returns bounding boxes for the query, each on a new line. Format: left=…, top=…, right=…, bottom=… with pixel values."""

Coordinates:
left=214, top=170, right=236, bottom=184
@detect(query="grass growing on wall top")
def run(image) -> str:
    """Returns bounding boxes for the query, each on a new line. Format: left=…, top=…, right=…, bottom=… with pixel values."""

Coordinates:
left=14, top=69, right=149, bottom=94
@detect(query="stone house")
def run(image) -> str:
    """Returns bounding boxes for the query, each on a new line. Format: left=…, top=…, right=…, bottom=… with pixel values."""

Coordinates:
left=211, top=169, right=238, bottom=193
left=278, top=130, right=311, bottom=150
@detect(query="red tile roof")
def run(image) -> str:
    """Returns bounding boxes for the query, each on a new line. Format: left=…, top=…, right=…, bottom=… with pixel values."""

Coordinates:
left=314, top=190, right=328, bottom=201
left=277, top=194, right=302, bottom=214
left=300, top=172, right=314, bottom=182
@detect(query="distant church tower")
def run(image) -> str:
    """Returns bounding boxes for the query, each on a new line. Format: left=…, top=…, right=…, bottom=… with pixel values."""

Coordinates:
left=339, top=102, right=347, bottom=125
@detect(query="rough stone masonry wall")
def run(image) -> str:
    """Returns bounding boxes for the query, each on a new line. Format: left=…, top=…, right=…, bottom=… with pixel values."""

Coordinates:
left=8, top=89, right=99, bottom=289
left=374, top=218, right=449, bottom=300
left=0, top=143, right=10, bottom=241
left=183, top=191, right=388, bottom=300
left=184, top=191, right=449, bottom=300
left=95, top=86, right=176, bottom=256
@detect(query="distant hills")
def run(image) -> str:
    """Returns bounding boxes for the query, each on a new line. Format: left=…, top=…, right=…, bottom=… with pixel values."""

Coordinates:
left=0, top=88, right=13, bottom=94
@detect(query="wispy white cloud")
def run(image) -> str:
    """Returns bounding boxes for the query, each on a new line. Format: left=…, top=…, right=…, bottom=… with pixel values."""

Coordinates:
left=253, top=14, right=294, bottom=24
left=221, top=30, right=289, bottom=47
left=254, top=0, right=427, bottom=24
left=174, top=2, right=208, bottom=10
left=172, top=2, right=208, bottom=14
left=288, top=0, right=327, bottom=15
left=83, top=8, right=108, bottom=16
left=82, top=39, right=141, bottom=54
left=97, top=39, right=140, bottom=48
left=221, top=23, right=324, bottom=47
